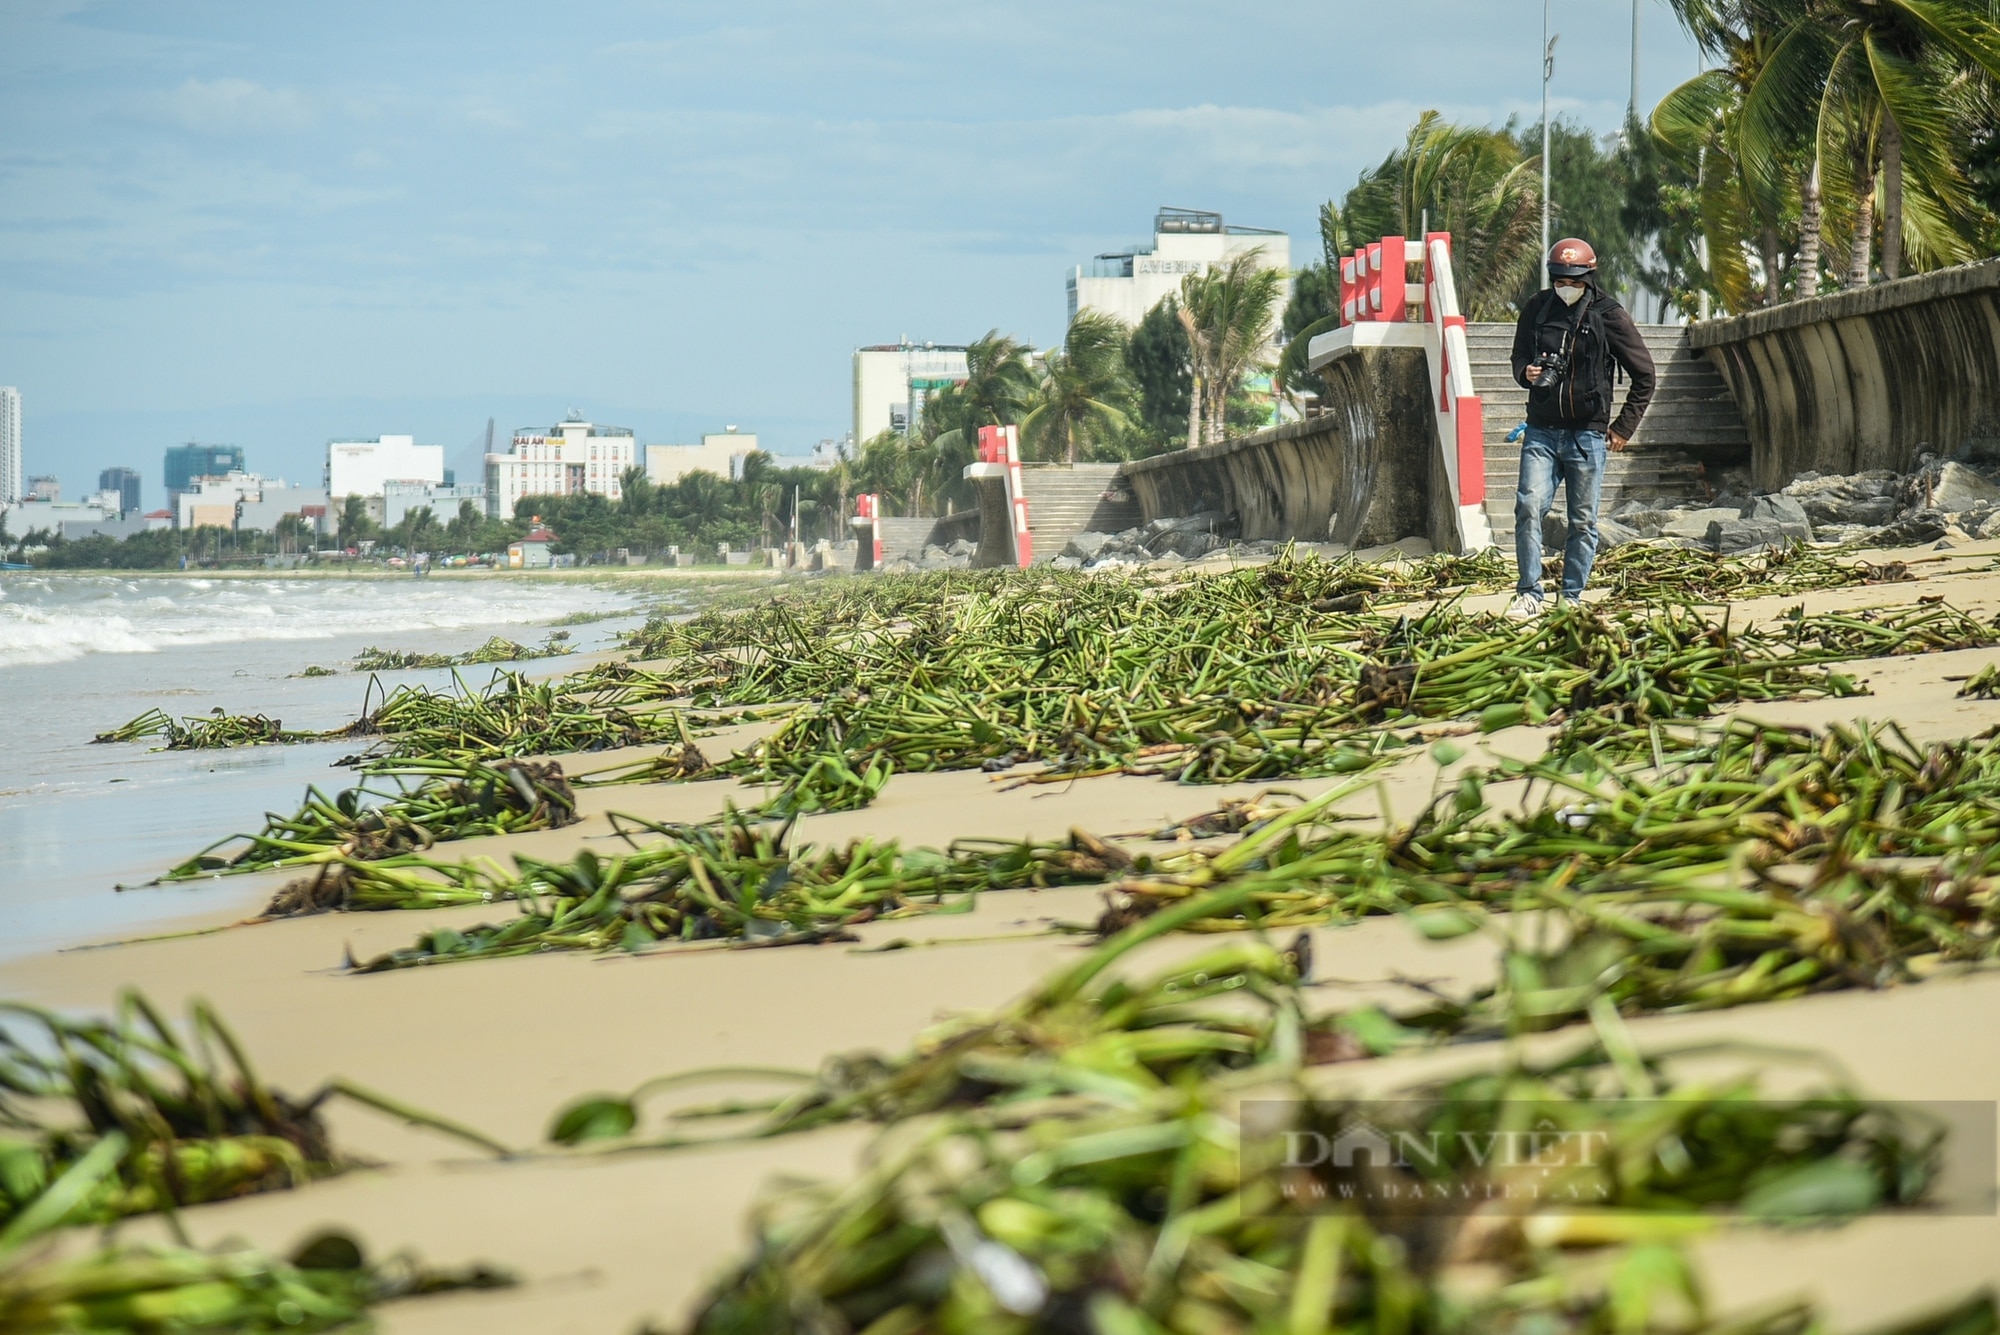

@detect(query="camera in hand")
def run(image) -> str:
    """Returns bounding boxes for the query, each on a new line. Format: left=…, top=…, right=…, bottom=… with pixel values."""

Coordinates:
left=1529, top=350, right=1568, bottom=393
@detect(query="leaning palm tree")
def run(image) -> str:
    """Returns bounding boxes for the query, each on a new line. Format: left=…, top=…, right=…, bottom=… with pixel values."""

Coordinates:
left=1737, top=0, right=2000, bottom=285
left=1176, top=251, right=1285, bottom=450
left=1658, top=0, right=1813, bottom=304
left=1652, top=73, right=1765, bottom=311
left=923, top=331, right=1040, bottom=509
left=1314, top=113, right=1543, bottom=321
left=1020, top=311, right=1133, bottom=464
left=1393, top=113, right=1545, bottom=316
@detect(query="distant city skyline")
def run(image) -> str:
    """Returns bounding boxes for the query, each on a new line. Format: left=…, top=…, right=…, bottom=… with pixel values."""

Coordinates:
left=3, top=1, right=1703, bottom=499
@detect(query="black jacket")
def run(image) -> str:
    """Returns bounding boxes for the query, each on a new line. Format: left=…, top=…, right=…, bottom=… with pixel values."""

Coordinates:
left=1510, top=286, right=1656, bottom=439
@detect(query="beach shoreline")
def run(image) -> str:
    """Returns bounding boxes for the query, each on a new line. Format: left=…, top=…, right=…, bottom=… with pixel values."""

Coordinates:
left=9, top=542, right=2000, bottom=1333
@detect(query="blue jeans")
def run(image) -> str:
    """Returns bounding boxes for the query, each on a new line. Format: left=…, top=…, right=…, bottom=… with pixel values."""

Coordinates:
left=1515, top=425, right=1607, bottom=599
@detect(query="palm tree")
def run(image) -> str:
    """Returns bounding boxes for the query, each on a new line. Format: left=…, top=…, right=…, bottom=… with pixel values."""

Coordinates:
left=1797, top=0, right=1997, bottom=282
left=1321, top=113, right=1544, bottom=321
left=755, top=482, right=782, bottom=548
left=1653, top=1, right=1807, bottom=306
left=853, top=429, right=921, bottom=517
left=674, top=470, right=728, bottom=533
left=1176, top=252, right=1284, bottom=449
left=446, top=499, right=483, bottom=552
left=335, top=494, right=376, bottom=549
left=1020, top=311, right=1133, bottom=463
left=1689, top=0, right=2000, bottom=289
left=407, top=505, right=442, bottom=554
left=922, top=331, right=1038, bottom=508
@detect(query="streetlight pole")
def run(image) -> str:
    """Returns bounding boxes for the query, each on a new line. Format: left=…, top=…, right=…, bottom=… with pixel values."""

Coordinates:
left=1630, top=0, right=1641, bottom=125
left=1541, top=1, right=1557, bottom=287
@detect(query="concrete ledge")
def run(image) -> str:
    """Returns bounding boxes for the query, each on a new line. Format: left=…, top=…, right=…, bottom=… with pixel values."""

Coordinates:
left=1686, top=258, right=2000, bottom=488
left=1118, top=341, right=1450, bottom=551
left=1120, top=415, right=1356, bottom=477
left=1306, top=321, right=1426, bottom=370
left=1689, top=258, right=2000, bottom=346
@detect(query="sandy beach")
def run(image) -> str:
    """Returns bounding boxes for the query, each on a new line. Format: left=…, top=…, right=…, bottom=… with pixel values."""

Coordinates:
left=9, top=545, right=2000, bottom=1333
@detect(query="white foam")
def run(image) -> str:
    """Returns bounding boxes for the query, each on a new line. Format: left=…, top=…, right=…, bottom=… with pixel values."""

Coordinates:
left=0, top=575, right=637, bottom=670
left=0, top=606, right=160, bottom=666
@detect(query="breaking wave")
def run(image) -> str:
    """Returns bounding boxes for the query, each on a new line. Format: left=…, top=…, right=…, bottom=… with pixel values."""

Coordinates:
left=0, top=574, right=636, bottom=670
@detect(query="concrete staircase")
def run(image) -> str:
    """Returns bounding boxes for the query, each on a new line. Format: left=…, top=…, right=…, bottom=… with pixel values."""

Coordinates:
left=1465, top=323, right=1749, bottom=546
left=1019, top=464, right=1144, bottom=561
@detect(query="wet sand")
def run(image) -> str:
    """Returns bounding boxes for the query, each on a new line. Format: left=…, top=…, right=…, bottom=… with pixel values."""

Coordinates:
left=10, top=540, right=2000, bottom=1332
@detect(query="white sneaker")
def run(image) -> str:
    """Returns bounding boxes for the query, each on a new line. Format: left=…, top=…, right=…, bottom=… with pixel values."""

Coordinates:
left=1505, top=594, right=1545, bottom=621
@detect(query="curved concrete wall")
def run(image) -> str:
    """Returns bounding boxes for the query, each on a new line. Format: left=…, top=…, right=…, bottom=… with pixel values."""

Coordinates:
left=1118, top=344, right=1450, bottom=550
left=1690, top=259, right=2000, bottom=490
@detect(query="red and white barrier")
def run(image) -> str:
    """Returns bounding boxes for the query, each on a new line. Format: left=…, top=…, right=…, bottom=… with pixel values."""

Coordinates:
left=851, top=493, right=883, bottom=567
left=1339, top=236, right=1417, bottom=325
left=1318, top=231, right=1493, bottom=552
left=1417, top=233, right=1490, bottom=547
left=969, top=425, right=1033, bottom=567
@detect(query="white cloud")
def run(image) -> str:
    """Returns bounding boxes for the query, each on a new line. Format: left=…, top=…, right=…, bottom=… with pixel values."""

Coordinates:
left=165, top=78, right=314, bottom=134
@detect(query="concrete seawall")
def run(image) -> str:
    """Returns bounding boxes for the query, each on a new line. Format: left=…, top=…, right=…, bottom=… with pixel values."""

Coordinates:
left=1119, top=342, right=1453, bottom=551
left=1691, top=258, right=2000, bottom=490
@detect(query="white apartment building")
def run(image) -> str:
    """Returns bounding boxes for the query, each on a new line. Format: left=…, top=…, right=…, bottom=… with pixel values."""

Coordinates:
left=177, top=472, right=282, bottom=530
left=383, top=480, right=486, bottom=530
left=483, top=417, right=635, bottom=520
left=237, top=484, right=331, bottom=537
left=852, top=343, right=969, bottom=445
left=1067, top=207, right=1291, bottom=340
left=7, top=497, right=117, bottom=533
left=0, top=387, right=19, bottom=504
left=324, top=434, right=445, bottom=499
left=645, top=428, right=758, bottom=486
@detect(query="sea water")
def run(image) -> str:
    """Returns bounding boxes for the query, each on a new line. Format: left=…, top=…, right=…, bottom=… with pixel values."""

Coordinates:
left=0, top=572, right=651, bottom=960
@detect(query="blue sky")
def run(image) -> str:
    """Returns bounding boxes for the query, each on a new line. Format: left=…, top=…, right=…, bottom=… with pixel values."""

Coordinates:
left=2, top=1, right=1703, bottom=506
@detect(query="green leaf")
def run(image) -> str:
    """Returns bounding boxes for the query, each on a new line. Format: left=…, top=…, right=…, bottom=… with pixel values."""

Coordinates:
left=1409, top=906, right=1481, bottom=940
left=1339, top=1006, right=1422, bottom=1055
left=1741, top=1156, right=1882, bottom=1219
left=1430, top=739, right=1466, bottom=766
left=548, top=1097, right=639, bottom=1145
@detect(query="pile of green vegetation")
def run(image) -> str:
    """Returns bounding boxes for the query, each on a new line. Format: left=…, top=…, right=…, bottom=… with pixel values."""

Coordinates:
left=352, top=632, right=573, bottom=672
left=0, top=993, right=505, bottom=1237
left=562, top=896, right=1996, bottom=1335
left=0, top=993, right=511, bottom=1331
left=164, top=757, right=578, bottom=887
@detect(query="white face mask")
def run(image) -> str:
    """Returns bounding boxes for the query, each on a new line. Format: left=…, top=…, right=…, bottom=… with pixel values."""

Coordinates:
left=1554, top=282, right=1587, bottom=305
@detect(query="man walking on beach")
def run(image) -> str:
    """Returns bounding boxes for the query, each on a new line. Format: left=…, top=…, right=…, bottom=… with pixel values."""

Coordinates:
left=1506, top=238, right=1656, bottom=619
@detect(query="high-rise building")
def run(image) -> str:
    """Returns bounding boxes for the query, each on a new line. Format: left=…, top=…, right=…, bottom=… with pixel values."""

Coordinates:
left=645, top=429, right=759, bottom=486
left=0, top=387, right=20, bottom=503
left=324, top=434, right=445, bottom=499
left=25, top=475, right=59, bottom=502
left=99, top=467, right=141, bottom=516
left=164, top=443, right=246, bottom=505
left=483, top=416, right=635, bottom=519
left=852, top=344, right=969, bottom=445
left=1067, top=207, right=1290, bottom=339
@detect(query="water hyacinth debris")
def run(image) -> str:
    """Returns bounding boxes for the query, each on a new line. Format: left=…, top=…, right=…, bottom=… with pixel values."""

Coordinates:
left=650, top=892, right=1984, bottom=1335
left=352, top=632, right=573, bottom=673
left=0, top=991, right=508, bottom=1236
left=163, top=758, right=578, bottom=884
